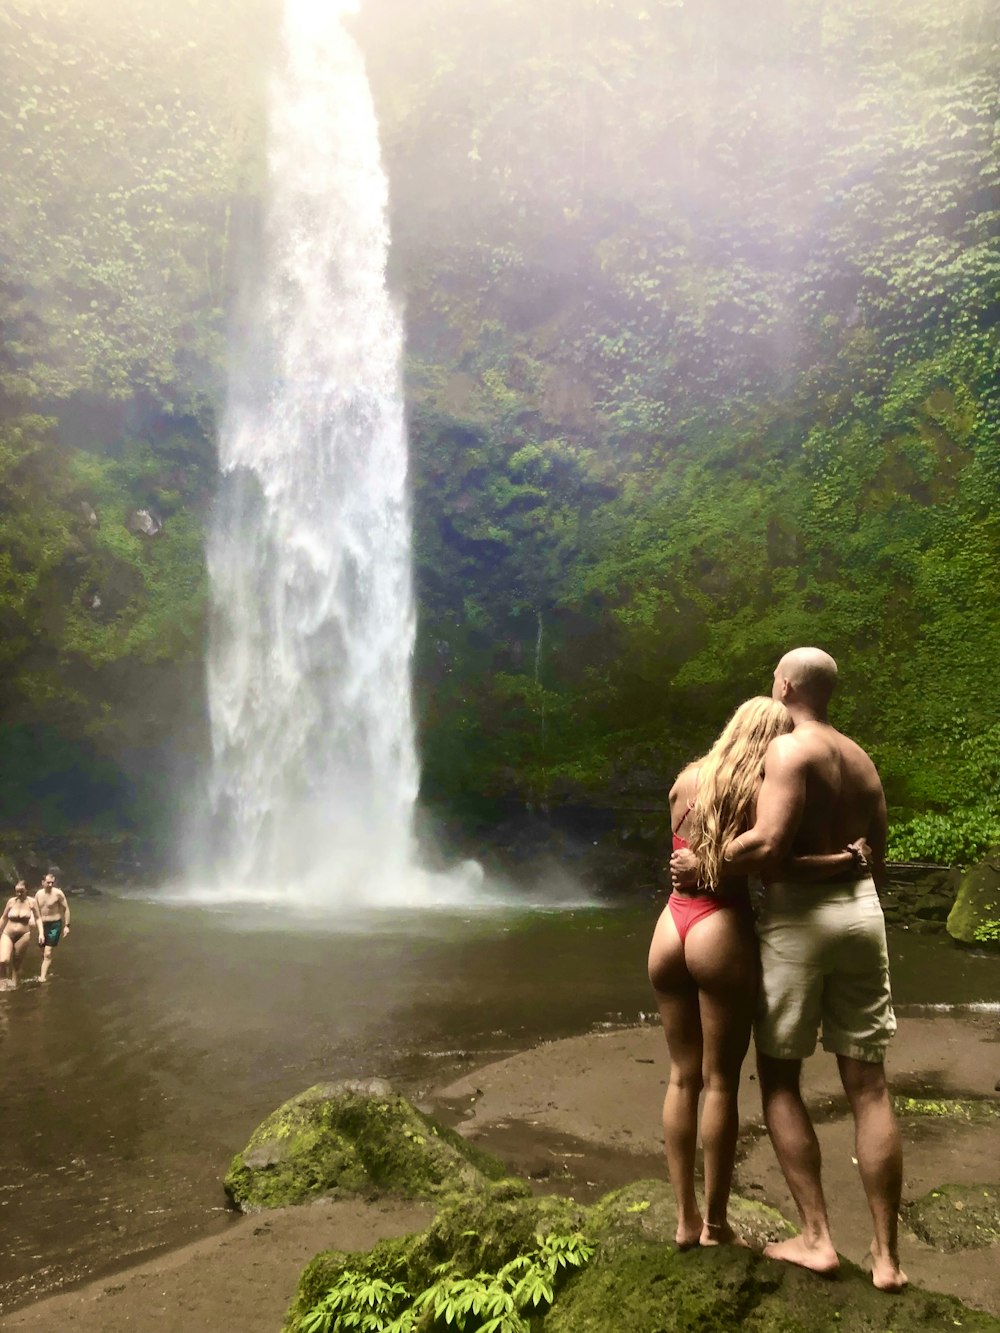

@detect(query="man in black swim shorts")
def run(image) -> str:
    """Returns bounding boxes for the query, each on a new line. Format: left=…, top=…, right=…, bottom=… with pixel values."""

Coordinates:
left=36, top=868, right=71, bottom=983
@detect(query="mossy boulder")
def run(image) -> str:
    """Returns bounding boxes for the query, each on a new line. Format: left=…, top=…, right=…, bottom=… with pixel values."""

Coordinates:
left=905, top=1183, right=1000, bottom=1251
left=543, top=1239, right=1000, bottom=1332
left=285, top=1178, right=582, bottom=1330
left=285, top=1178, right=1000, bottom=1333
left=586, top=1178, right=794, bottom=1251
left=947, top=852, right=1000, bottom=947
left=224, top=1079, right=507, bottom=1212
left=883, top=865, right=960, bottom=933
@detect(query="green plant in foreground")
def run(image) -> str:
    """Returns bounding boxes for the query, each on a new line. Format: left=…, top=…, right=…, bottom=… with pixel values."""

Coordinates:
left=300, top=1231, right=595, bottom=1333
left=300, top=1272, right=411, bottom=1333
left=972, top=919, right=1000, bottom=944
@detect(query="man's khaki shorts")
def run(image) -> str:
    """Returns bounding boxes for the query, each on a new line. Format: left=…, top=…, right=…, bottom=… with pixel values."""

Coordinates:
left=755, top=877, right=896, bottom=1063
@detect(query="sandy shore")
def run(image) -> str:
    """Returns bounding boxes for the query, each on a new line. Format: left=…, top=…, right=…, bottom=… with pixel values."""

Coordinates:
left=7, top=1011, right=999, bottom=1330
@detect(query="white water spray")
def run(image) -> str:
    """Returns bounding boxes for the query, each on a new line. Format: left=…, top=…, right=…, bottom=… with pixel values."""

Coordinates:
left=203, top=0, right=474, bottom=903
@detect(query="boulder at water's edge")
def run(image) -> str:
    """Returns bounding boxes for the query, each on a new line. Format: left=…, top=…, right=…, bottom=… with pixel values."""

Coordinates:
left=946, top=851, right=1000, bottom=948
left=224, top=1078, right=507, bottom=1212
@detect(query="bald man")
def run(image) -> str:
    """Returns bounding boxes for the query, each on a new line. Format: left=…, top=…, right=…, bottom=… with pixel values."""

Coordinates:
left=723, top=648, right=906, bottom=1291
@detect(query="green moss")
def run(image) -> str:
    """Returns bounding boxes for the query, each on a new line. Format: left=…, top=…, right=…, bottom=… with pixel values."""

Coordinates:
left=545, top=1243, right=770, bottom=1333
left=579, top=1178, right=794, bottom=1254
left=223, top=1080, right=507, bottom=1213
left=402, top=1178, right=580, bottom=1285
left=893, top=1097, right=1000, bottom=1123
left=905, top=1184, right=1000, bottom=1251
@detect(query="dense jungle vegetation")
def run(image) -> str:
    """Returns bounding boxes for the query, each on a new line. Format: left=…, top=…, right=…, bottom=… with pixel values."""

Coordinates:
left=1, top=0, right=998, bottom=865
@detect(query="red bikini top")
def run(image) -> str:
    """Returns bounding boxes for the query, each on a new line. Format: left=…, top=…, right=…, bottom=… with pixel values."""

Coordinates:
left=672, top=792, right=695, bottom=852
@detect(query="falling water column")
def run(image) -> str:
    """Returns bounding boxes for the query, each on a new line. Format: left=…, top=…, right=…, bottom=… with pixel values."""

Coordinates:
left=204, top=0, right=420, bottom=901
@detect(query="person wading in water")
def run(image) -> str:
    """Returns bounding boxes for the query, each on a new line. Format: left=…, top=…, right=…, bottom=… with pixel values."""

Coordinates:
left=36, top=867, right=71, bottom=983
left=0, top=871, right=43, bottom=990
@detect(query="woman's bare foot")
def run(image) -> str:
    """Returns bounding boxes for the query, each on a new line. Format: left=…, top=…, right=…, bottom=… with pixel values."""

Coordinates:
left=869, top=1242, right=908, bottom=1292
left=700, top=1221, right=749, bottom=1248
left=763, top=1234, right=839, bottom=1276
left=675, top=1212, right=704, bottom=1249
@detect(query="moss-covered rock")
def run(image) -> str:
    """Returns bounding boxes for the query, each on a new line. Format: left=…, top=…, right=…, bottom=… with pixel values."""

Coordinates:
left=544, top=1238, right=1000, bottom=1332
left=905, top=1184, right=1000, bottom=1251
left=882, top=866, right=960, bottom=934
left=285, top=1178, right=1000, bottom=1333
left=283, top=1178, right=582, bottom=1331
left=947, top=853, right=1000, bottom=948
left=585, top=1178, right=795, bottom=1251
left=223, top=1079, right=507, bottom=1212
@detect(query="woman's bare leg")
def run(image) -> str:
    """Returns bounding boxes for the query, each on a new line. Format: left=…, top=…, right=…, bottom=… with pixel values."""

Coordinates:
left=12, top=931, right=31, bottom=986
left=0, top=933, right=12, bottom=987
left=649, top=907, right=704, bottom=1246
left=686, top=909, right=757, bottom=1245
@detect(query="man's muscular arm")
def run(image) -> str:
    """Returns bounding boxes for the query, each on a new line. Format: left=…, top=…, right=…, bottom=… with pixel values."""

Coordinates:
left=722, top=734, right=807, bottom=871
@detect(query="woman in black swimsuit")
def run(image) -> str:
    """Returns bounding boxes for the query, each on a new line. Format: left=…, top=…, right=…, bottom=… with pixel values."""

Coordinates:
left=0, top=875, right=42, bottom=990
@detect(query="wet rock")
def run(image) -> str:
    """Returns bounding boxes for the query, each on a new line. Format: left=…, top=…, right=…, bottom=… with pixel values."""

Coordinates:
left=905, top=1183, right=1000, bottom=1251
left=79, top=501, right=99, bottom=527
left=883, top=865, right=960, bottom=933
left=224, top=1079, right=508, bottom=1213
left=126, top=507, right=163, bottom=537
left=947, top=852, right=1000, bottom=948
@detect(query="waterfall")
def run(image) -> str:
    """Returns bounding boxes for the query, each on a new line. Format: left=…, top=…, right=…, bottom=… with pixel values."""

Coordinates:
left=203, top=0, right=433, bottom=902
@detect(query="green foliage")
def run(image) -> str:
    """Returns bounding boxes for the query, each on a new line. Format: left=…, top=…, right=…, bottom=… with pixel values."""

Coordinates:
left=393, top=0, right=1000, bottom=835
left=889, top=812, right=1000, bottom=867
left=2, top=0, right=1000, bottom=849
left=973, top=920, right=1000, bottom=944
left=300, top=1232, right=595, bottom=1333
left=301, top=1271, right=411, bottom=1333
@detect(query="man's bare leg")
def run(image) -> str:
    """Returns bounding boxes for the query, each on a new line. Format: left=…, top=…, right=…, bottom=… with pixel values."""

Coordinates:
left=40, top=944, right=53, bottom=982
left=757, top=1052, right=839, bottom=1274
left=837, top=1055, right=907, bottom=1291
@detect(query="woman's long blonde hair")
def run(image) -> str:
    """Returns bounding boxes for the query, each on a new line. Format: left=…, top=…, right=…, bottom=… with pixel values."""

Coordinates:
left=686, top=697, right=793, bottom=889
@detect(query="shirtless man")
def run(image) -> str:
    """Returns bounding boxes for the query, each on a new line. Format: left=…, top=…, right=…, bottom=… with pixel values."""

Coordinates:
left=723, top=647, right=906, bottom=1291
left=35, top=869, right=71, bottom=983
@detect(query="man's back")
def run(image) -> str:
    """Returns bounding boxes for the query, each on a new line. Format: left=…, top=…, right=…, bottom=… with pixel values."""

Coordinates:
left=758, top=722, right=887, bottom=878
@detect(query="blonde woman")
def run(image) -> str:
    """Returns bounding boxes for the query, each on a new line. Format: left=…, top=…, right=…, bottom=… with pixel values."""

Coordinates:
left=0, top=875, right=43, bottom=990
left=648, top=698, right=865, bottom=1248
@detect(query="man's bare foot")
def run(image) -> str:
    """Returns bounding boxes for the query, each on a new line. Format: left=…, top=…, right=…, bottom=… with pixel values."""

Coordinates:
left=701, top=1221, right=749, bottom=1248
left=763, top=1235, right=839, bottom=1276
left=869, top=1242, right=908, bottom=1292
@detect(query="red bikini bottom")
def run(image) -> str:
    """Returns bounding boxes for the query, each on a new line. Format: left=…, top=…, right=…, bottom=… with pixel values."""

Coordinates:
left=668, top=890, right=752, bottom=944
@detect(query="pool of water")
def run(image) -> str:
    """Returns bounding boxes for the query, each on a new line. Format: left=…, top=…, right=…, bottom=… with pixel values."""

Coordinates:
left=0, top=892, right=996, bottom=1310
